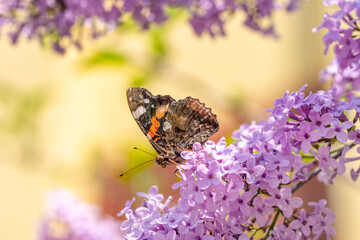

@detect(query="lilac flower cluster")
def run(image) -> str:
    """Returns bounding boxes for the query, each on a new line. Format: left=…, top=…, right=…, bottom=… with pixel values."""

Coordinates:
left=38, top=190, right=123, bottom=240
left=314, top=1, right=360, bottom=98
left=119, top=84, right=360, bottom=239
left=0, top=0, right=122, bottom=54
left=0, top=0, right=300, bottom=53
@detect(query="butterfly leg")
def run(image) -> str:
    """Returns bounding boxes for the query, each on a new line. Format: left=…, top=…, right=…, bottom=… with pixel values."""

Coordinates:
left=174, top=169, right=181, bottom=178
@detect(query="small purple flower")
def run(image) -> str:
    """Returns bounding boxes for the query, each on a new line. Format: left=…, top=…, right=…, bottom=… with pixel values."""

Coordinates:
left=178, top=211, right=199, bottom=235
left=326, top=119, right=353, bottom=142
left=252, top=196, right=273, bottom=227
left=137, top=185, right=164, bottom=202
left=271, top=224, right=301, bottom=240
left=289, top=209, right=317, bottom=236
left=335, top=28, right=358, bottom=65
left=350, top=167, right=360, bottom=181
left=265, top=187, right=303, bottom=218
left=308, top=199, right=331, bottom=215
left=308, top=110, right=333, bottom=136
left=182, top=180, right=205, bottom=203
left=266, top=166, right=291, bottom=188
left=312, top=146, right=338, bottom=171
left=349, top=129, right=360, bottom=143
left=313, top=12, right=341, bottom=54
left=153, top=230, right=176, bottom=240
left=312, top=212, right=336, bottom=239
left=117, top=197, right=135, bottom=217
left=238, top=156, right=265, bottom=184
left=198, top=161, right=222, bottom=189
left=293, top=121, right=321, bottom=153
left=230, top=191, right=253, bottom=217
left=159, top=211, right=184, bottom=228
left=263, top=152, right=290, bottom=169
left=214, top=186, right=239, bottom=215
left=182, top=224, right=215, bottom=240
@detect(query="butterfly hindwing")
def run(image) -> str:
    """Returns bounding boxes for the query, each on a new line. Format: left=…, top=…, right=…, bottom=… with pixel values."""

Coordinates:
left=162, top=97, right=219, bottom=151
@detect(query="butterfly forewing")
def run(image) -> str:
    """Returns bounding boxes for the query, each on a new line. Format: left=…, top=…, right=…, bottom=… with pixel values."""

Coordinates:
left=127, top=87, right=174, bottom=152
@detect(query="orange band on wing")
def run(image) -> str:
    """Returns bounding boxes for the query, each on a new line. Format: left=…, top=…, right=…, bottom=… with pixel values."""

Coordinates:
left=148, top=116, right=160, bottom=139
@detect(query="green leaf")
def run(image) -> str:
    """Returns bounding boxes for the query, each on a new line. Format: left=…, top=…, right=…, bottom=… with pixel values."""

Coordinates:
left=131, top=73, right=149, bottom=87
left=83, top=50, right=128, bottom=68
left=150, top=28, right=167, bottom=58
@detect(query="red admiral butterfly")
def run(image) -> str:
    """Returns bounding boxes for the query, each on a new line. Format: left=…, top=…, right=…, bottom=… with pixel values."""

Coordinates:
left=127, top=87, right=219, bottom=167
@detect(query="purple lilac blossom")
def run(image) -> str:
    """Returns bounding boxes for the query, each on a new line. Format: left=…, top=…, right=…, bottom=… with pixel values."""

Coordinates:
left=0, top=0, right=301, bottom=53
left=289, top=209, right=317, bottom=236
left=38, top=190, right=122, bottom=240
left=120, top=84, right=360, bottom=239
left=314, top=1, right=360, bottom=97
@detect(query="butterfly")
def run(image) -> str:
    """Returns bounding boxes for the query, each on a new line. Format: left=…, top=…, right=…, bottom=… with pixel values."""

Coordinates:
left=127, top=87, right=219, bottom=167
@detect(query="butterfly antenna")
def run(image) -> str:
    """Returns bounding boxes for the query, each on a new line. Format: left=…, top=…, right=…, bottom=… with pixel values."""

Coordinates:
left=119, top=159, right=154, bottom=177
left=133, top=147, right=157, bottom=157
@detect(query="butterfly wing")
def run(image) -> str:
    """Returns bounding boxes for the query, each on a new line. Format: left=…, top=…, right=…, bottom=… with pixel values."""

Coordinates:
left=127, top=87, right=175, bottom=154
left=161, top=97, right=219, bottom=151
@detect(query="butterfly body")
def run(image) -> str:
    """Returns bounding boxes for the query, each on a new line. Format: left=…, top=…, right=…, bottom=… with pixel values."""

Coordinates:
left=127, top=87, right=219, bottom=167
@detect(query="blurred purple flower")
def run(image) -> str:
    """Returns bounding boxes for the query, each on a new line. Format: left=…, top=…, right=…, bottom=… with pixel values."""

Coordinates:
left=315, top=1, right=360, bottom=96
left=350, top=167, right=360, bottom=181
left=0, top=0, right=301, bottom=53
left=38, top=190, right=122, bottom=240
left=349, top=129, right=360, bottom=144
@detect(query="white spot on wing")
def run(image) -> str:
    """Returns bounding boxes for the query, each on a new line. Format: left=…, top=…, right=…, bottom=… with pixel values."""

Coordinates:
left=132, top=106, right=146, bottom=119
left=163, top=121, right=171, bottom=131
left=144, top=99, right=150, bottom=104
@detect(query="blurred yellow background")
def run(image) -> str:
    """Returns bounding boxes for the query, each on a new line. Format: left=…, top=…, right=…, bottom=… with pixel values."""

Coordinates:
left=0, top=1, right=359, bottom=239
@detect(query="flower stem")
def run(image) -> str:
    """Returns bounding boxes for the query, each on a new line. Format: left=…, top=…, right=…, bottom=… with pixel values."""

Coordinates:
left=345, top=156, right=360, bottom=162
left=291, top=168, right=321, bottom=193
left=264, top=208, right=281, bottom=240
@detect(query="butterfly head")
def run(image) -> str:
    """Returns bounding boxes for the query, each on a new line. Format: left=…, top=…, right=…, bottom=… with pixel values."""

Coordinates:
left=155, top=155, right=170, bottom=168
left=155, top=152, right=184, bottom=168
